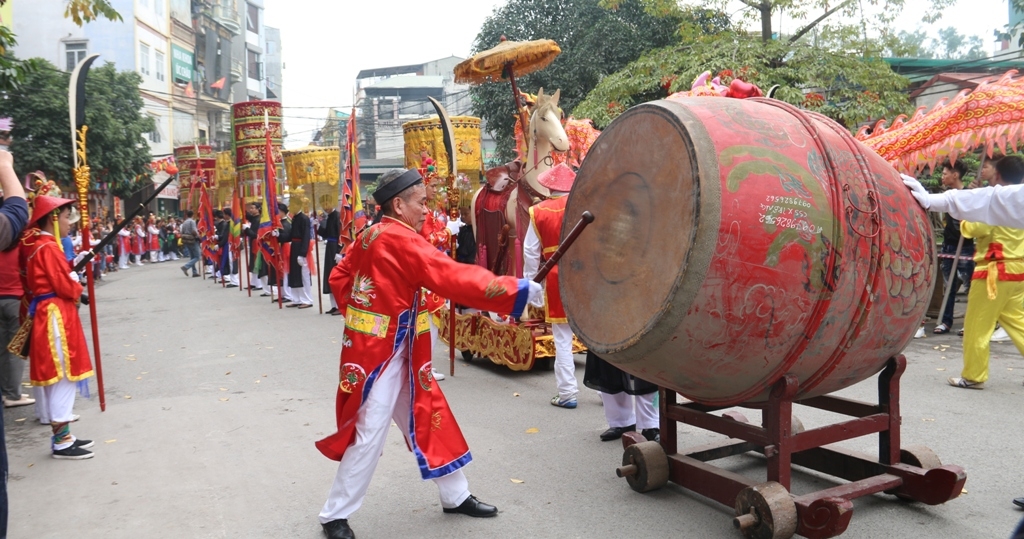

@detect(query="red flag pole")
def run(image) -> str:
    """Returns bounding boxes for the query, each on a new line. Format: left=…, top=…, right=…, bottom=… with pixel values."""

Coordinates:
left=81, top=215, right=106, bottom=411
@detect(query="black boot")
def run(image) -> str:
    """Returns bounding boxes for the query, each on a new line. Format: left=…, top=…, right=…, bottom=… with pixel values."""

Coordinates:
left=321, top=518, right=355, bottom=539
left=641, top=428, right=660, bottom=443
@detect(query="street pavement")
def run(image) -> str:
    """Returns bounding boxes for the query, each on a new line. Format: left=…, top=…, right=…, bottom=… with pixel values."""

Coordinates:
left=5, top=258, right=1024, bottom=539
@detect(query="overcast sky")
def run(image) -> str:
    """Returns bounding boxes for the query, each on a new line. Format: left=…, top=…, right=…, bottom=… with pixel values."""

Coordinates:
left=264, top=0, right=1009, bottom=149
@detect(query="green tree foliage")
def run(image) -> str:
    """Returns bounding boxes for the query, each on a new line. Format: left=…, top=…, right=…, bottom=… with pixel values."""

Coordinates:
left=573, top=35, right=910, bottom=129
left=470, top=0, right=716, bottom=162
left=0, top=60, right=155, bottom=197
left=63, top=0, right=123, bottom=25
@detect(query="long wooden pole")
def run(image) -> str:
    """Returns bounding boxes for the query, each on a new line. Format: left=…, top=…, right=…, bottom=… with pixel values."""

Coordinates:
left=312, top=183, right=323, bottom=313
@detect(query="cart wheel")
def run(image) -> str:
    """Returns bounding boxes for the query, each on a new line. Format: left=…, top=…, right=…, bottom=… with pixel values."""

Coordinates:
left=733, top=482, right=798, bottom=539
left=616, top=441, right=669, bottom=493
left=892, top=445, right=944, bottom=501
left=791, top=416, right=805, bottom=436
left=461, top=350, right=474, bottom=362
left=900, top=445, right=942, bottom=469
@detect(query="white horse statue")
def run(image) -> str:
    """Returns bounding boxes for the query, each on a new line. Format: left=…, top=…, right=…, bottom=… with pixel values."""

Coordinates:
left=469, top=88, right=569, bottom=277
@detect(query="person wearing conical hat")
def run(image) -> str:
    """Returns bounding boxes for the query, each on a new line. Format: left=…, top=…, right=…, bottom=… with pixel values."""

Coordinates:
left=18, top=196, right=95, bottom=459
left=523, top=163, right=580, bottom=409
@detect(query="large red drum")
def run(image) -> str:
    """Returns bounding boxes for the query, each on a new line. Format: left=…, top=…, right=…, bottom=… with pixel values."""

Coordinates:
left=562, top=98, right=935, bottom=406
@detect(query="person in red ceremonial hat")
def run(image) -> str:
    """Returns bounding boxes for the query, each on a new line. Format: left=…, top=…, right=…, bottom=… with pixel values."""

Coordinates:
left=18, top=196, right=95, bottom=460
left=317, top=168, right=541, bottom=539
left=523, top=163, right=580, bottom=408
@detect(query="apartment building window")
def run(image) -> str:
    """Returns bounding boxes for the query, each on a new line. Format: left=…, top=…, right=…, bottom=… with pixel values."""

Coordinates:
left=64, top=42, right=87, bottom=71
left=155, top=0, right=163, bottom=16
left=246, top=3, right=259, bottom=32
left=148, top=116, right=162, bottom=143
left=139, top=43, right=150, bottom=76
left=155, top=50, right=165, bottom=81
left=247, top=49, right=261, bottom=80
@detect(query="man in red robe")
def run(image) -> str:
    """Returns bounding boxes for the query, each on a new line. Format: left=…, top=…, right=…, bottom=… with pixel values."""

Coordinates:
left=19, top=196, right=94, bottom=459
left=318, top=169, right=540, bottom=539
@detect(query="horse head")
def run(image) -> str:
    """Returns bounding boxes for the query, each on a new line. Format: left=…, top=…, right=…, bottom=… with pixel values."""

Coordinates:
left=530, top=88, right=569, bottom=153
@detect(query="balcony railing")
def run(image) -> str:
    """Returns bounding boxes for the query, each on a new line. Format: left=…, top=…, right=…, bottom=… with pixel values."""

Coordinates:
left=213, top=4, right=241, bottom=33
left=230, top=58, right=244, bottom=83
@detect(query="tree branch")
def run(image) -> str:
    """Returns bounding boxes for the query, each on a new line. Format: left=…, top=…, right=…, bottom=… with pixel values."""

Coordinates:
left=738, top=0, right=763, bottom=9
left=788, top=0, right=856, bottom=43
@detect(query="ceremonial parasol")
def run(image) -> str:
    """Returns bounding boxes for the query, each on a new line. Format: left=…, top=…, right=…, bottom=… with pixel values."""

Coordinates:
left=454, top=37, right=561, bottom=134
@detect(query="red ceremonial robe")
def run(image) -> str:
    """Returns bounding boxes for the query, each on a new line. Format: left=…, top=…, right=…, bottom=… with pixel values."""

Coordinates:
left=528, top=195, right=568, bottom=323
left=318, top=216, right=530, bottom=479
left=19, top=231, right=94, bottom=386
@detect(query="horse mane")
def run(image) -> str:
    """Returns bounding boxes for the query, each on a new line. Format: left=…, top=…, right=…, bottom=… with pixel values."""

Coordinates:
left=529, top=88, right=563, bottom=136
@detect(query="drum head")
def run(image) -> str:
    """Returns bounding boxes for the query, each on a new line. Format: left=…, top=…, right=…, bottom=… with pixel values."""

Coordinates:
left=561, top=101, right=718, bottom=360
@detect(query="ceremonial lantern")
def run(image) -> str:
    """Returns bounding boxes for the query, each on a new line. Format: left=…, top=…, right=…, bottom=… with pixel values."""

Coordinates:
left=281, top=145, right=341, bottom=212
left=232, top=100, right=283, bottom=202
left=562, top=97, right=936, bottom=407
left=174, top=145, right=216, bottom=211
left=403, top=116, right=483, bottom=182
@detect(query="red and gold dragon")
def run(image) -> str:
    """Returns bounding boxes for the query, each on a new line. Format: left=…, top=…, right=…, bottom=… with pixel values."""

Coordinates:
left=856, top=70, right=1024, bottom=173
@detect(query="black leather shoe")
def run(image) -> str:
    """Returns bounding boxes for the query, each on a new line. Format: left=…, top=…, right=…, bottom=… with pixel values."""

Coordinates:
left=600, top=424, right=636, bottom=442
left=642, top=428, right=661, bottom=443
left=326, top=307, right=339, bottom=315
left=321, top=518, right=355, bottom=539
left=1014, top=497, right=1024, bottom=509
left=443, top=495, right=498, bottom=517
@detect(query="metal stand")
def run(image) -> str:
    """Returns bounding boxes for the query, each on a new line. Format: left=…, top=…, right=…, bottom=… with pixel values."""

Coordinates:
left=617, top=356, right=966, bottom=539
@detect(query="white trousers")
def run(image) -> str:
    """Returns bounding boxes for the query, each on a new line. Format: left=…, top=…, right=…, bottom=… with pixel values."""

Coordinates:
left=319, top=343, right=470, bottom=523
left=118, top=253, right=129, bottom=268
left=228, top=251, right=239, bottom=286
left=600, top=391, right=658, bottom=430
left=251, top=272, right=262, bottom=289
left=328, top=294, right=338, bottom=309
left=150, top=250, right=160, bottom=262
left=37, top=313, right=80, bottom=449
left=290, top=265, right=313, bottom=305
left=552, top=323, right=578, bottom=400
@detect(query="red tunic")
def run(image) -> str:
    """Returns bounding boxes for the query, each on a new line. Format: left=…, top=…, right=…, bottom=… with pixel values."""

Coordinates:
left=528, top=196, right=568, bottom=323
left=318, top=216, right=530, bottom=477
left=19, top=231, right=94, bottom=386
left=147, top=225, right=160, bottom=251
left=132, top=225, right=145, bottom=255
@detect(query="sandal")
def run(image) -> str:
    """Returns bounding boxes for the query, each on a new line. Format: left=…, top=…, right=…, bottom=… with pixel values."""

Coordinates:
left=934, top=323, right=950, bottom=334
left=958, top=328, right=965, bottom=336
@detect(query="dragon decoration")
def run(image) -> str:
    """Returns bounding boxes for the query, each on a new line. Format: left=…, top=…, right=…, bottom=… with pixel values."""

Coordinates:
left=855, top=70, right=1024, bottom=173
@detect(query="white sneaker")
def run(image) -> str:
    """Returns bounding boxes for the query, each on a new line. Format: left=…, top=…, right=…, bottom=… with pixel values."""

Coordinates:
left=991, top=327, right=1011, bottom=342
left=432, top=369, right=445, bottom=381
left=913, top=326, right=926, bottom=339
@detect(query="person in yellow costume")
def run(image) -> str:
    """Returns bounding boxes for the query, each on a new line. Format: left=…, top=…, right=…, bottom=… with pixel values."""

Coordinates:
left=949, top=155, right=1024, bottom=389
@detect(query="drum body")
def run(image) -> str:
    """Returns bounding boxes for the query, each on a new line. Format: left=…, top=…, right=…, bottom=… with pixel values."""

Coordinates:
left=562, top=98, right=935, bottom=406
left=174, top=145, right=216, bottom=211
left=232, top=100, right=283, bottom=200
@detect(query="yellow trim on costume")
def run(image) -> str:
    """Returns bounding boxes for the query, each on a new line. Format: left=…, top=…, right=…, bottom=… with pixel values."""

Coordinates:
left=987, top=261, right=999, bottom=299
left=416, top=310, right=431, bottom=335
left=46, top=304, right=69, bottom=382
left=528, top=206, right=541, bottom=245
left=382, top=215, right=416, bottom=232
left=345, top=306, right=391, bottom=338
left=542, top=245, right=559, bottom=255
left=542, top=292, right=568, bottom=324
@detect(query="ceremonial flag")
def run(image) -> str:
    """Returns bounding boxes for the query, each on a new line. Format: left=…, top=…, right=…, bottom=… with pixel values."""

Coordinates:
left=341, top=108, right=366, bottom=248
left=210, top=77, right=227, bottom=90
left=256, top=111, right=282, bottom=272
left=230, top=188, right=242, bottom=253
left=184, top=81, right=195, bottom=98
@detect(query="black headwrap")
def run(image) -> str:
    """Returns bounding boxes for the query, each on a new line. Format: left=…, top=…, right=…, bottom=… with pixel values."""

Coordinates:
left=372, top=169, right=423, bottom=206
